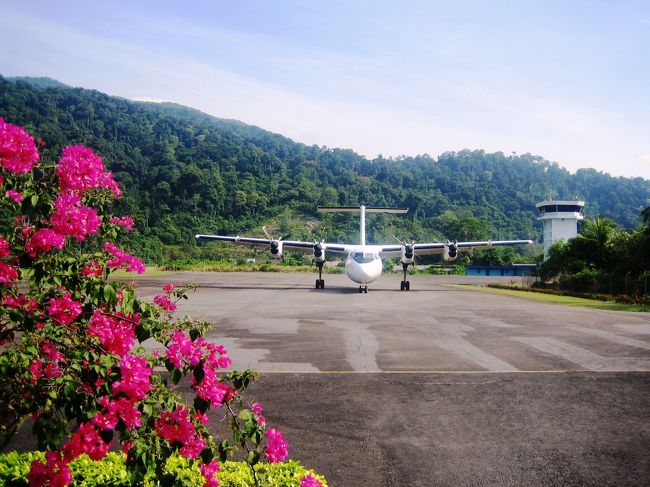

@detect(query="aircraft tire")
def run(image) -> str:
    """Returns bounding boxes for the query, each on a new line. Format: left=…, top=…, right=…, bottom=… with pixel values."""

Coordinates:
left=364, top=286, right=368, bottom=293
left=358, top=286, right=363, bottom=293
left=405, top=281, right=410, bottom=291
left=400, top=281, right=405, bottom=291
left=315, top=279, right=320, bottom=289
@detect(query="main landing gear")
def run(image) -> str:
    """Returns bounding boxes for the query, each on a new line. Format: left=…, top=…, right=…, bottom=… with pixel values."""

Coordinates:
left=358, top=285, right=368, bottom=293
left=400, top=262, right=411, bottom=291
left=315, top=262, right=325, bottom=289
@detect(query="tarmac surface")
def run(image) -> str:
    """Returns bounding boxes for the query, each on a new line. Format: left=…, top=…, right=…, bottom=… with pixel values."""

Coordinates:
left=6, top=272, right=650, bottom=486
left=135, top=272, right=650, bottom=486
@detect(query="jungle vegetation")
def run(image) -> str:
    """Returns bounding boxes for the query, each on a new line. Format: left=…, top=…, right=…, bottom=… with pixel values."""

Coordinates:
left=2, top=75, right=649, bottom=267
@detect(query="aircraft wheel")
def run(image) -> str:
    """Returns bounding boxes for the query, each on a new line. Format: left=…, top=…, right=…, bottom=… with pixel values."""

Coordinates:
left=400, top=281, right=405, bottom=291
left=405, top=281, right=410, bottom=291
left=358, top=286, right=363, bottom=293
left=319, top=279, right=325, bottom=289
left=364, top=286, right=368, bottom=293
left=315, top=279, right=321, bottom=289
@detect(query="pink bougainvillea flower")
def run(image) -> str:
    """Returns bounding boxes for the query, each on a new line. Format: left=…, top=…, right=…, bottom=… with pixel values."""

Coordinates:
left=179, top=434, right=206, bottom=459
left=200, top=460, right=220, bottom=487
left=56, top=145, right=121, bottom=197
left=88, top=310, right=136, bottom=357
left=3, top=293, right=38, bottom=313
left=43, top=361, right=62, bottom=378
left=155, top=406, right=196, bottom=444
left=110, top=216, right=134, bottom=231
left=47, top=292, right=82, bottom=325
left=251, top=402, right=266, bottom=425
left=0, top=261, right=20, bottom=284
left=191, top=367, right=231, bottom=408
left=166, top=331, right=201, bottom=369
left=163, top=283, right=175, bottom=294
left=5, top=189, right=23, bottom=203
left=112, top=354, right=152, bottom=401
left=104, top=242, right=145, bottom=274
left=155, top=406, right=207, bottom=459
left=154, top=294, right=176, bottom=312
left=96, top=396, right=142, bottom=430
left=0, top=116, right=39, bottom=174
left=81, top=260, right=104, bottom=277
left=50, top=192, right=101, bottom=241
left=62, top=422, right=111, bottom=461
left=264, top=428, right=289, bottom=463
left=0, top=237, right=10, bottom=257
left=28, top=359, right=43, bottom=382
left=300, top=474, right=324, bottom=487
left=25, top=228, right=66, bottom=258
left=28, top=451, right=72, bottom=487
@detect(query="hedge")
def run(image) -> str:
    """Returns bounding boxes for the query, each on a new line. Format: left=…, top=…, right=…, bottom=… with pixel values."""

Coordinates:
left=0, top=451, right=328, bottom=486
left=487, top=284, right=650, bottom=306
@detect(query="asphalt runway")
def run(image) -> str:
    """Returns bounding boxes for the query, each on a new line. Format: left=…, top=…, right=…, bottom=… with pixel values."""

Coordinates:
left=5, top=272, right=649, bottom=486
left=135, top=272, right=650, bottom=486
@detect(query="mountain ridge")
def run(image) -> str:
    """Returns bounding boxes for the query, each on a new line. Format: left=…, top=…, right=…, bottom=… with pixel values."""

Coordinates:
left=1, top=74, right=648, bottom=262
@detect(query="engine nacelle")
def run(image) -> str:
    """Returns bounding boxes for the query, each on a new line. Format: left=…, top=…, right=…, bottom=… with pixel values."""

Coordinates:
left=443, top=242, right=458, bottom=262
left=400, top=244, right=415, bottom=265
left=313, top=242, right=325, bottom=264
left=269, top=240, right=283, bottom=259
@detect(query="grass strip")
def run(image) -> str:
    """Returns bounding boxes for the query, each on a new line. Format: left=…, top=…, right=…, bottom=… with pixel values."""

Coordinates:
left=451, top=284, right=649, bottom=312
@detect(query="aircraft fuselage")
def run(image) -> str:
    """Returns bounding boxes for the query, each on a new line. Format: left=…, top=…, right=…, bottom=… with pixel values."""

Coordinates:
left=345, top=249, right=383, bottom=284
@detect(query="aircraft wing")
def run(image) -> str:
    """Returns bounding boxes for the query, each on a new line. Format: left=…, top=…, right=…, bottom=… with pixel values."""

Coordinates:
left=195, top=234, right=357, bottom=256
left=377, top=239, right=533, bottom=258
left=195, top=234, right=314, bottom=253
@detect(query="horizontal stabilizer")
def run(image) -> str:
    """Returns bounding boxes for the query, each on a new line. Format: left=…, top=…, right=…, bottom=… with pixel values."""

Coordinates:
left=317, top=206, right=409, bottom=214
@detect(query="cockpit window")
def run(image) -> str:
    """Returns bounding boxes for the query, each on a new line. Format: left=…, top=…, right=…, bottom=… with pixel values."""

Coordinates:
left=353, top=252, right=375, bottom=264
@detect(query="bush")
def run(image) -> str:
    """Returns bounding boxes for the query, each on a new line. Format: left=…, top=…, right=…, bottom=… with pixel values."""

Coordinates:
left=0, top=451, right=328, bottom=486
left=0, top=119, right=325, bottom=487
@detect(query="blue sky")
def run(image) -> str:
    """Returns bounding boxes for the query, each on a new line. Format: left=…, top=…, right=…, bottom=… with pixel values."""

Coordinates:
left=1, top=0, right=649, bottom=179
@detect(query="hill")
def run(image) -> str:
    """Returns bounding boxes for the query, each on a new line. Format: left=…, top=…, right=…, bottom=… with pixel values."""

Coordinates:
left=1, top=75, right=649, bottom=263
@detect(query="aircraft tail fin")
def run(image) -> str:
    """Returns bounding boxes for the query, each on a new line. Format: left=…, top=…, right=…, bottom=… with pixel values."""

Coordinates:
left=317, top=206, right=409, bottom=214
left=317, top=206, right=409, bottom=245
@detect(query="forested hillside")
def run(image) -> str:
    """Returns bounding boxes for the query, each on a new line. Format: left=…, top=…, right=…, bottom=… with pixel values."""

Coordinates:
left=1, top=75, right=649, bottom=263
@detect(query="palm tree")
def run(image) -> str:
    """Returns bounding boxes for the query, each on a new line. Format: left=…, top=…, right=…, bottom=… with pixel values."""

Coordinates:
left=576, top=217, right=619, bottom=270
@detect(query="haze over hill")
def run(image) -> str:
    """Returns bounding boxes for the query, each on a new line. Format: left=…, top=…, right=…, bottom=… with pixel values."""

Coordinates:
left=1, top=75, right=649, bottom=263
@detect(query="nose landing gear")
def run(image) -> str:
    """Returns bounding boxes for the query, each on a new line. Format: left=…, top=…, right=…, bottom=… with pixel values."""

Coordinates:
left=358, top=285, right=368, bottom=293
left=315, top=262, right=325, bottom=289
left=400, top=262, right=411, bottom=291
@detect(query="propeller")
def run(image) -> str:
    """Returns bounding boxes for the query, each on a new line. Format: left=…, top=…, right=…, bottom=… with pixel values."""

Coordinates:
left=313, top=241, right=324, bottom=259
left=393, top=236, right=415, bottom=260
left=263, top=226, right=288, bottom=255
left=446, top=240, right=458, bottom=258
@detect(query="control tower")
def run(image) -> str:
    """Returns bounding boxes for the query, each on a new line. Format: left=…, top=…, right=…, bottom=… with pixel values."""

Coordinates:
left=536, top=200, right=585, bottom=260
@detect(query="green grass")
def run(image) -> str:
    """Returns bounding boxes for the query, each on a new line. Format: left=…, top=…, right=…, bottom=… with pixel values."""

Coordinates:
left=453, top=284, right=650, bottom=312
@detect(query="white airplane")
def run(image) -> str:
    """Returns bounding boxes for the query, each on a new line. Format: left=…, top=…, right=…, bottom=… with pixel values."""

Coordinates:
left=195, top=206, right=533, bottom=293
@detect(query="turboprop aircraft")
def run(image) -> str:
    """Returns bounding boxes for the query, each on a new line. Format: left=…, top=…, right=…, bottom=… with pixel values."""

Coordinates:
left=195, top=206, right=533, bottom=293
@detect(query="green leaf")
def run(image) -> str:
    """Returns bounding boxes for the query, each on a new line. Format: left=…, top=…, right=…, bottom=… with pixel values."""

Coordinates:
left=103, top=284, right=117, bottom=304
left=237, top=409, right=252, bottom=422
left=193, top=397, right=210, bottom=414
left=171, top=368, right=182, bottom=385
left=247, top=450, right=261, bottom=466
left=192, top=362, right=205, bottom=383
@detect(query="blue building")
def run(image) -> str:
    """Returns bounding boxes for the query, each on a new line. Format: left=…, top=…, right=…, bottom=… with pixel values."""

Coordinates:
left=465, top=264, right=537, bottom=277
